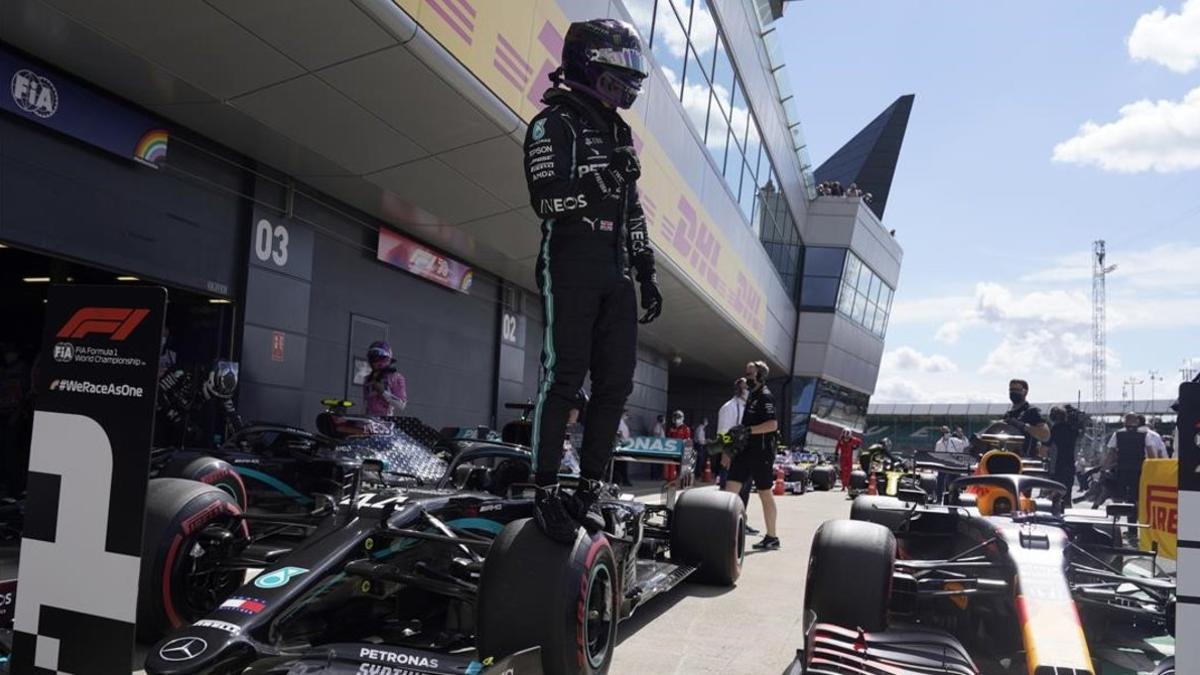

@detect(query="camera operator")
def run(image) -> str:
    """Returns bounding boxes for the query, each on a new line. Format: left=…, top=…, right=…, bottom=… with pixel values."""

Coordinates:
left=1003, top=379, right=1050, bottom=457
left=1047, top=406, right=1080, bottom=490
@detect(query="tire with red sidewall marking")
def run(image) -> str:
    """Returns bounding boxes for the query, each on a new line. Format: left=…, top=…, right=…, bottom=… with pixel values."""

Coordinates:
left=137, top=478, right=248, bottom=642
left=159, top=454, right=248, bottom=511
left=477, top=518, right=618, bottom=675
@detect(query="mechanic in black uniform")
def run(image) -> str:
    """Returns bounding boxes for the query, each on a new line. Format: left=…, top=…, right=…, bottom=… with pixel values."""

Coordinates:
left=523, top=18, right=662, bottom=544
left=724, top=360, right=780, bottom=550
left=1003, top=379, right=1050, bottom=458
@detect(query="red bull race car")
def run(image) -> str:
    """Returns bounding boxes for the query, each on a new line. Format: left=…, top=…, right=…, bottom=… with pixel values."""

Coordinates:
left=788, top=459, right=1176, bottom=674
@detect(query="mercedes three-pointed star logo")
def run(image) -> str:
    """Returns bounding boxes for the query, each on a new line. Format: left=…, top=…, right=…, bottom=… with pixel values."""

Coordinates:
left=159, top=636, right=208, bottom=662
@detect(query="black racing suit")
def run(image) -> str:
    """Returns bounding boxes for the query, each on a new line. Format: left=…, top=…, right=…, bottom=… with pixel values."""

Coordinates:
left=524, top=87, right=655, bottom=485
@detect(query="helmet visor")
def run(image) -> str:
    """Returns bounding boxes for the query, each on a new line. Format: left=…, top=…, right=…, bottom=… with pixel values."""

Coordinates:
left=589, top=47, right=647, bottom=78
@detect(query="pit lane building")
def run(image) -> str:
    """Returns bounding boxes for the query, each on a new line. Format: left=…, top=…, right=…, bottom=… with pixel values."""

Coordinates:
left=0, top=0, right=905, bottom=446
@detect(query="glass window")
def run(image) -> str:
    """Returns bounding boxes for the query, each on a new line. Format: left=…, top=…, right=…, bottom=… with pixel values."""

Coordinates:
left=729, top=82, right=750, bottom=155
left=791, top=377, right=818, bottom=415
left=867, top=273, right=881, bottom=304
left=705, top=93, right=729, bottom=167
left=853, top=292, right=869, bottom=324
left=744, top=121, right=762, bottom=188
left=803, top=247, right=846, bottom=277
left=711, top=35, right=735, bottom=115
left=800, top=277, right=839, bottom=309
left=843, top=253, right=863, bottom=290
left=625, top=0, right=657, bottom=42
left=837, top=282, right=854, bottom=316
left=690, top=0, right=719, bottom=66
left=652, top=0, right=687, bottom=100
left=738, top=161, right=756, bottom=222
left=681, top=47, right=711, bottom=140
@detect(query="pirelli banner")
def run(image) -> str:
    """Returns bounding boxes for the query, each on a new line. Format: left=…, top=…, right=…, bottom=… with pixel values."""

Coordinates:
left=11, top=285, right=165, bottom=674
left=1138, top=459, right=1178, bottom=559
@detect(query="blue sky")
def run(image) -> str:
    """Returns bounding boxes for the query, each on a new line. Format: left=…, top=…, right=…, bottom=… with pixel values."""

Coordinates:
left=780, top=0, right=1200, bottom=404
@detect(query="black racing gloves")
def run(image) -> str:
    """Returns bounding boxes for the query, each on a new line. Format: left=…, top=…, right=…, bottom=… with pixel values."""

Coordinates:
left=638, top=276, right=662, bottom=324
left=610, top=146, right=641, bottom=181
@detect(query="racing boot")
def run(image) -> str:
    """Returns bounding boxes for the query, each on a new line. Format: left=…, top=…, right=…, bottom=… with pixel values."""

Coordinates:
left=563, top=478, right=607, bottom=535
left=533, top=485, right=582, bottom=545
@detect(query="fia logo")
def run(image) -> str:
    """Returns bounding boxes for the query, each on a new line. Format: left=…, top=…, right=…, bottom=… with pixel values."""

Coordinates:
left=11, top=69, right=58, bottom=119
left=52, top=342, right=74, bottom=363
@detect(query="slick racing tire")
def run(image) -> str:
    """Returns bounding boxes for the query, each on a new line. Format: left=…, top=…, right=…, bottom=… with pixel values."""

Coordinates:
left=805, top=520, right=894, bottom=632
left=810, top=466, right=835, bottom=491
left=850, top=495, right=908, bottom=531
left=849, top=470, right=868, bottom=491
left=158, top=454, right=248, bottom=511
left=137, top=478, right=249, bottom=642
left=670, top=489, right=745, bottom=585
left=478, top=519, right=618, bottom=675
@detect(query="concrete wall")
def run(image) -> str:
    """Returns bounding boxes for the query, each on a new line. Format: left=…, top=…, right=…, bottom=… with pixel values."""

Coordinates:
left=802, top=197, right=903, bottom=289
left=0, top=115, right=243, bottom=297
left=239, top=175, right=500, bottom=431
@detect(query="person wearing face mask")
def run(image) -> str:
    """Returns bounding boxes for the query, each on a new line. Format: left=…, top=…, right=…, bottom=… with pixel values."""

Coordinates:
left=1002, top=379, right=1050, bottom=457
left=716, top=377, right=756, bottom=531
left=522, top=18, right=662, bottom=544
left=725, top=360, right=780, bottom=550
left=363, top=341, right=407, bottom=417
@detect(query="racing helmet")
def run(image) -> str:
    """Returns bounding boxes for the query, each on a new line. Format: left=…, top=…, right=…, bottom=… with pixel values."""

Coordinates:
left=367, top=340, right=393, bottom=368
left=202, top=360, right=239, bottom=400
left=557, top=19, right=648, bottom=109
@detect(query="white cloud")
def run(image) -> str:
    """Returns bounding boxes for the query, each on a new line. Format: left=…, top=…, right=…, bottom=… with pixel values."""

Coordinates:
left=888, top=294, right=973, bottom=325
left=650, top=2, right=717, bottom=61
left=882, top=346, right=958, bottom=373
left=1052, top=87, right=1200, bottom=173
left=871, top=377, right=1002, bottom=404
left=1022, top=243, right=1200, bottom=290
left=1128, top=0, right=1200, bottom=73
left=978, top=328, right=1105, bottom=383
left=872, top=379, right=928, bottom=403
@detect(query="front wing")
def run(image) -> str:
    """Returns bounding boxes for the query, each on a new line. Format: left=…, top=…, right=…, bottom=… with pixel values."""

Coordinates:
left=249, top=643, right=542, bottom=675
left=790, top=623, right=978, bottom=675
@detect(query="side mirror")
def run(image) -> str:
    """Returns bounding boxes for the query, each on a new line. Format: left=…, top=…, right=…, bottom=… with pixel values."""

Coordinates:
left=897, top=488, right=927, bottom=505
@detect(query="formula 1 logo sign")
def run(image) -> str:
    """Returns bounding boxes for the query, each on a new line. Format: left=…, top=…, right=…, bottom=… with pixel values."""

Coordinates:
left=57, top=307, right=149, bottom=340
left=11, top=285, right=164, bottom=674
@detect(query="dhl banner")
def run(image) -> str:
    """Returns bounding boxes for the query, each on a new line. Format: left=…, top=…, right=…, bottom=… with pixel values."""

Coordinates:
left=1139, top=458, right=1178, bottom=559
left=392, top=0, right=768, bottom=341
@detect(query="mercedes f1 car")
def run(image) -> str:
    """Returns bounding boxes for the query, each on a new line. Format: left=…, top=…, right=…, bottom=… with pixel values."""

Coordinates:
left=143, top=438, right=745, bottom=675
left=788, top=451, right=1176, bottom=674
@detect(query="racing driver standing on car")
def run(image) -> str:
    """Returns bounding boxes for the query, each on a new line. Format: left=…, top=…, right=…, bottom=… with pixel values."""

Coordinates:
left=523, top=19, right=662, bottom=543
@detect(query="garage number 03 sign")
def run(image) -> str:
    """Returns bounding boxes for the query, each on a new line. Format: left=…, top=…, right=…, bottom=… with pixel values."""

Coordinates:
left=254, top=218, right=290, bottom=267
